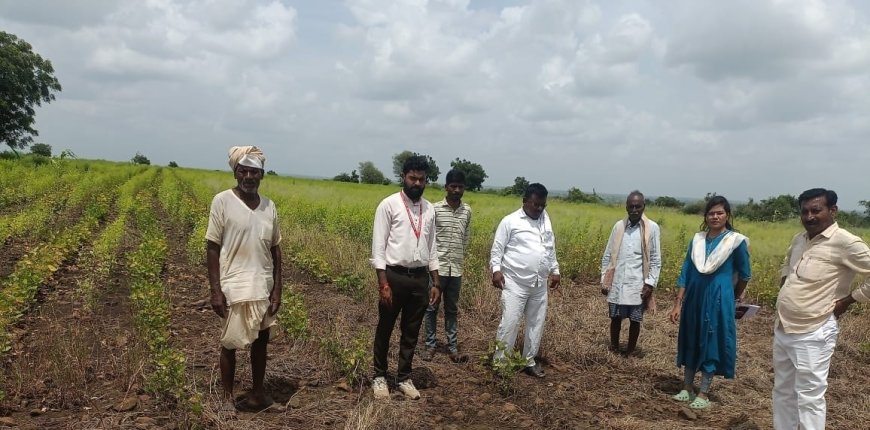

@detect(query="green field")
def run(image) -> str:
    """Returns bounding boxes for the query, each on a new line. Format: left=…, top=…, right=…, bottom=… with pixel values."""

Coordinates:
left=177, top=168, right=870, bottom=308
left=2, top=159, right=870, bottom=428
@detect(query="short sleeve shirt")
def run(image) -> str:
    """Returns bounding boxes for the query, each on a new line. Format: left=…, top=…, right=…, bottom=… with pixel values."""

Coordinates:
left=205, top=189, right=282, bottom=305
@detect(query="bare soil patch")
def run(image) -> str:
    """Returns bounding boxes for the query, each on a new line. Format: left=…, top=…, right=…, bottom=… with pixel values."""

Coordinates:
left=3, top=207, right=870, bottom=429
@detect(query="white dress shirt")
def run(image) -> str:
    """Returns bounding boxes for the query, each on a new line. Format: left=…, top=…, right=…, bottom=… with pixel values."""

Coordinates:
left=490, top=208, right=560, bottom=288
left=599, top=219, right=662, bottom=306
left=370, top=191, right=439, bottom=271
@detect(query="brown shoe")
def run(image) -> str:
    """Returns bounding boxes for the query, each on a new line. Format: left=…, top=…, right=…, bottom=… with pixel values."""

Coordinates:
left=421, top=347, right=435, bottom=361
left=448, top=352, right=469, bottom=363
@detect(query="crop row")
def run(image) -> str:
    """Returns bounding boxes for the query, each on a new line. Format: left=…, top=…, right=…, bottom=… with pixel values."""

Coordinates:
left=157, top=169, right=215, bottom=265
left=0, top=164, right=141, bottom=246
left=0, top=170, right=127, bottom=353
left=126, top=182, right=188, bottom=401
left=78, top=168, right=160, bottom=309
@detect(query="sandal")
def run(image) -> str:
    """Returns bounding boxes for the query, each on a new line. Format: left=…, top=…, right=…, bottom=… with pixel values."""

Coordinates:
left=688, top=396, right=712, bottom=410
left=671, top=389, right=695, bottom=402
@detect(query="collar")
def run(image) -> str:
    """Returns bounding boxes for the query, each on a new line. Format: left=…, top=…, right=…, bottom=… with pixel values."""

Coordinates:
left=624, top=219, right=642, bottom=229
left=437, top=198, right=463, bottom=209
left=518, top=207, right=544, bottom=221
left=805, top=222, right=839, bottom=241
left=399, top=191, right=423, bottom=206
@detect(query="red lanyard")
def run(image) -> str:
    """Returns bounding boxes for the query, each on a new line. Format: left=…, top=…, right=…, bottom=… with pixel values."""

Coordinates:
left=401, top=191, right=423, bottom=240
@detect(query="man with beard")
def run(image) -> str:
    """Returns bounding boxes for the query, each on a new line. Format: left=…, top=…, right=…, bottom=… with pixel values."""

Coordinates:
left=490, top=183, right=560, bottom=378
left=370, top=155, right=441, bottom=400
left=600, top=191, right=661, bottom=357
left=773, top=188, right=870, bottom=429
left=206, top=146, right=283, bottom=414
left=422, top=169, right=472, bottom=363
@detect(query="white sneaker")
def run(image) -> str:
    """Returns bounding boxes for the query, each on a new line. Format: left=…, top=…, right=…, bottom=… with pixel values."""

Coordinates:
left=372, top=376, right=390, bottom=400
left=397, top=379, right=421, bottom=400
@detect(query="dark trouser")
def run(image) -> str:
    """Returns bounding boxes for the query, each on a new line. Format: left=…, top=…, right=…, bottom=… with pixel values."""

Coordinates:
left=424, top=275, right=461, bottom=353
left=373, top=266, right=429, bottom=382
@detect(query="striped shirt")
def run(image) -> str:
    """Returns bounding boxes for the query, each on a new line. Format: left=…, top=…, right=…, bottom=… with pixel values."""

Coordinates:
left=434, top=199, right=472, bottom=277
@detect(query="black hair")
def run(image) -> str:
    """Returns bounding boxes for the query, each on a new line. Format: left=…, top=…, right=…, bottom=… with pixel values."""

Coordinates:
left=700, top=195, right=733, bottom=231
left=445, top=169, right=466, bottom=186
left=798, top=188, right=838, bottom=208
left=524, top=183, right=548, bottom=200
left=626, top=190, right=645, bottom=205
left=402, top=155, right=429, bottom=175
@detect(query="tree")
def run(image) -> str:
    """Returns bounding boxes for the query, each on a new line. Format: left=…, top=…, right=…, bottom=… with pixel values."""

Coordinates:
left=358, top=161, right=386, bottom=184
left=736, top=194, right=798, bottom=222
left=449, top=158, right=488, bottom=191
left=564, top=187, right=603, bottom=204
left=266, top=170, right=277, bottom=176
left=333, top=170, right=359, bottom=183
left=131, top=152, right=150, bottom=165
left=392, top=151, right=440, bottom=183
left=168, top=161, right=178, bottom=168
left=502, top=176, right=530, bottom=196
left=1, top=32, right=62, bottom=152
left=860, top=200, right=870, bottom=217
left=29, top=143, right=51, bottom=157
left=653, top=196, right=684, bottom=209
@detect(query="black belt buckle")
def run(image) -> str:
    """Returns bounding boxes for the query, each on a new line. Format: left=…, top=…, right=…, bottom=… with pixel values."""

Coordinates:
left=388, top=265, right=426, bottom=276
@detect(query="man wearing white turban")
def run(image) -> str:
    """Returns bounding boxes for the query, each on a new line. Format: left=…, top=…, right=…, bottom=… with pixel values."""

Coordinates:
left=206, top=145, right=282, bottom=414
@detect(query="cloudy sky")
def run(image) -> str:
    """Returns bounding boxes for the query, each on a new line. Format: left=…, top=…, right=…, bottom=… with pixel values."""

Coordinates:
left=2, top=0, right=869, bottom=207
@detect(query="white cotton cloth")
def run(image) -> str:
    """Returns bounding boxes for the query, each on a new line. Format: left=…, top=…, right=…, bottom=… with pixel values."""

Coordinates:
left=490, top=208, right=560, bottom=289
left=691, top=231, right=749, bottom=274
left=228, top=146, right=265, bottom=170
left=205, top=190, right=282, bottom=305
left=772, top=314, right=838, bottom=430
left=220, top=300, right=278, bottom=350
left=493, top=280, right=548, bottom=367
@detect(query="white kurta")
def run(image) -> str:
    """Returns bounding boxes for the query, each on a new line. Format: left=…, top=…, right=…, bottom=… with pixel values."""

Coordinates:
left=205, top=189, right=282, bottom=349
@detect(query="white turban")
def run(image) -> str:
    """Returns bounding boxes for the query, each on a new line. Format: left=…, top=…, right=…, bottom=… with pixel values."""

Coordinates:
left=228, top=146, right=265, bottom=170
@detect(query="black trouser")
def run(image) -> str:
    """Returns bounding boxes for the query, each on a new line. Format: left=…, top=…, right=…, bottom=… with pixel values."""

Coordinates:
left=373, top=266, right=429, bottom=382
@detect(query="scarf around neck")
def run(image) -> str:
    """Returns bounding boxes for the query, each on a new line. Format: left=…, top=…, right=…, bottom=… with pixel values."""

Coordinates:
left=690, top=230, right=748, bottom=274
left=602, top=214, right=652, bottom=288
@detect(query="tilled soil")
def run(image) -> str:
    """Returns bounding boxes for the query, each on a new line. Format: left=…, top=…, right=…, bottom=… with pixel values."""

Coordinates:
left=2, top=210, right=870, bottom=429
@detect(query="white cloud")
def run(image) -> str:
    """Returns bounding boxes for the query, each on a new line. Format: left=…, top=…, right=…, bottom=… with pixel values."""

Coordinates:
left=2, top=0, right=870, bottom=208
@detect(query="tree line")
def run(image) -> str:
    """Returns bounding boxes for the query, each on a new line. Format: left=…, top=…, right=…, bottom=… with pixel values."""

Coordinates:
left=653, top=193, right=870, bottom=228
left=333, top=151, right=489, bottom=191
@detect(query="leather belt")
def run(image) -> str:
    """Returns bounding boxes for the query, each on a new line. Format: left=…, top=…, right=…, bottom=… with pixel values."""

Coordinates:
left=387, top=265, right=428, bottom=276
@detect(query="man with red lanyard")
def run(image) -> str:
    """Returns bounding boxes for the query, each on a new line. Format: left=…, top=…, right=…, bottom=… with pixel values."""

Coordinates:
left=370, top=155, right=441, bottom=400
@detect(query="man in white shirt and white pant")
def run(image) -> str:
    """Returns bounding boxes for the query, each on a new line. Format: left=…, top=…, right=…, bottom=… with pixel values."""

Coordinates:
left=490, top=183, right=561, bottom=378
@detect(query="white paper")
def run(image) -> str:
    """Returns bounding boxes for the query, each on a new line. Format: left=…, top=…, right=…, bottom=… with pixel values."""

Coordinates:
left=736, top=304, right=760, bottom=320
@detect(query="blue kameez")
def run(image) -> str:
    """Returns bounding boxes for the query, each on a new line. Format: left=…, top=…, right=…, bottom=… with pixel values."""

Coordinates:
left=676, top=231, right=751, bottom=378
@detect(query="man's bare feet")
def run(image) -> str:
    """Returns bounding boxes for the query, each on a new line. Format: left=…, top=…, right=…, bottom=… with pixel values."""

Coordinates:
left=219, top=399, right=237, bottom=418
left=241, top=393, right=275, bottom=412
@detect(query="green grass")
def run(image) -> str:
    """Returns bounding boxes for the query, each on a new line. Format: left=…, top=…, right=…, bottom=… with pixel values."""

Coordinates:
left=156, top=168, right=870, bottom=308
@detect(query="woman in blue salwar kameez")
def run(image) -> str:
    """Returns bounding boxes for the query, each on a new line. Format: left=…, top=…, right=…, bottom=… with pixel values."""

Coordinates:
left=669, top=196, right=751, bottom=410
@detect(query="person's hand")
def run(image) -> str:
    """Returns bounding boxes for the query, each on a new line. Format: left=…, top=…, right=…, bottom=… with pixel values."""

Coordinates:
left=379, top=283, right=392, bottom=307
left=211, top=289, right=228, bottom=318
left=641, top=285, right=653, bottom=300
left=833, top=295, right=856, bottom=319
left=549, top=274, right=561, bottom=290
left=600, top=286, right=610, bottom=296
left=429, top=285, right=441, bottom=305
left=492, top=271, right=505, bottom=290
left=669, top=304, right=681, bottom=324
left=268, top=290, right=282, bottom=316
